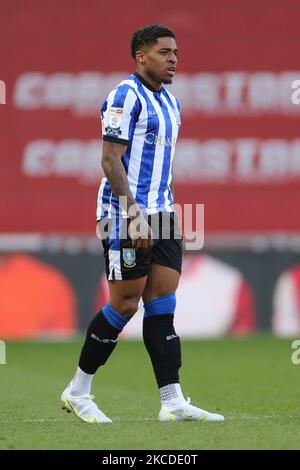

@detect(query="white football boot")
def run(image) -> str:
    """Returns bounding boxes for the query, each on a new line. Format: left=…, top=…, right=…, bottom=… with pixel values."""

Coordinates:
left=159, top=396, right=224, bottom=422
left=61, top=384, right=112, bottom=424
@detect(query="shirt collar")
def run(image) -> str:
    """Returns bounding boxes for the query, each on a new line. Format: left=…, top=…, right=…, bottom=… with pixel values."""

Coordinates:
left=134, top=72, right=162, bottom=94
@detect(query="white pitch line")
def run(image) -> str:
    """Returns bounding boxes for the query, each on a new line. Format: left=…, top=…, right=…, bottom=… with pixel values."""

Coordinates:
left=25, top=418, right=63, bottom=423
left=0, top=415, right=281, bottom=424
left=113, top=415, right=279, bottom=422
left=0, top=418, right=64, bottom=423
left=226, top=415, right=277, bottom=420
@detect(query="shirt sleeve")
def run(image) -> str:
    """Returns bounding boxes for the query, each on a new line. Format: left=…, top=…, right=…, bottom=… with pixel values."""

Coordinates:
left=101, top=85, right=140, bottom=146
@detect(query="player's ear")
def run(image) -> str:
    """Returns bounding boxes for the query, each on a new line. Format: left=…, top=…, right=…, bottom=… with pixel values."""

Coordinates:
left=135, top=50, right=145, bottom=65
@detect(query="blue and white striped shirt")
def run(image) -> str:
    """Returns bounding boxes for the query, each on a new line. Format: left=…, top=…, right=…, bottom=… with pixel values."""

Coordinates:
left=97, top=73, right=181, bottom=220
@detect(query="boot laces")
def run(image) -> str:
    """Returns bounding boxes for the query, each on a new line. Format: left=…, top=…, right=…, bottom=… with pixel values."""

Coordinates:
left=77, top=393, right=95, bottom=401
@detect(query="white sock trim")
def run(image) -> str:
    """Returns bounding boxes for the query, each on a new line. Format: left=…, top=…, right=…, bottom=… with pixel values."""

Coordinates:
left=160, top=383, right=185, bottom=403
left=69, top=366, right=94, bottom=396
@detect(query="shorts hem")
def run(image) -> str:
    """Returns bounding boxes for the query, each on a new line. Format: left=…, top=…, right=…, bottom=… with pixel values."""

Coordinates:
left=151, top=260, right=182, bottom=275
left=106, top=270, right=149, bottom=281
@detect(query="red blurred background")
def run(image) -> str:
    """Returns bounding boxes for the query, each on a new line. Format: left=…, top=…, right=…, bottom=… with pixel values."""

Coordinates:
left=1, top=0, right=300, bottom=338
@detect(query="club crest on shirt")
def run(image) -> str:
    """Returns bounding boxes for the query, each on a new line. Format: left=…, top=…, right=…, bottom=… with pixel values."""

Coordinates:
left=122, top=248, right=136, bottom=267
left=108, top=107, right=123, bottom=128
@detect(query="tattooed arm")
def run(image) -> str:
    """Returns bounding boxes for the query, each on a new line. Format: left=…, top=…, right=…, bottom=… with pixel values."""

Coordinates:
left=101, top=141, right=152, bottom=250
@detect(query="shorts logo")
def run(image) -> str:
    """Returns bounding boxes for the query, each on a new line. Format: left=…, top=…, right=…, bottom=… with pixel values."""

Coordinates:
left=122, top=248, right=136, bottom=267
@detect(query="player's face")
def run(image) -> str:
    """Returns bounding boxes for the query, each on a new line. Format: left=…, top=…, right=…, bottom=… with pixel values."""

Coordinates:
left=142, top=37, right=178, bottom=85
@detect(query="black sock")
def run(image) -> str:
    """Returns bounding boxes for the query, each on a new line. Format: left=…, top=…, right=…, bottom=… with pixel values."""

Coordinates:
left=78, top=310, right=120, bottom=374
left=143, top=314, right=182, bottom=388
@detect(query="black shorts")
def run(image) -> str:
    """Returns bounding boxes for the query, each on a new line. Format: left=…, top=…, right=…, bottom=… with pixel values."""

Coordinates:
left=99, top=212, right=183, bottom=280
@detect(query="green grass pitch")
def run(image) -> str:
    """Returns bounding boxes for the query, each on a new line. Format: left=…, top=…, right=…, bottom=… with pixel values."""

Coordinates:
left=1, top=335, right=300, bottom=450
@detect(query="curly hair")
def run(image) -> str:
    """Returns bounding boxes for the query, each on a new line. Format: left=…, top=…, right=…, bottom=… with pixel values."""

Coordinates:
left=130, top=24, right=175, bottom=59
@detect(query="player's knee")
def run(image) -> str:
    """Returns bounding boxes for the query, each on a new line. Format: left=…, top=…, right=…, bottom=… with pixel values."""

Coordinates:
left=144, top=293, right=176, bottom=317
left=118, top=297, right=139, bottom=320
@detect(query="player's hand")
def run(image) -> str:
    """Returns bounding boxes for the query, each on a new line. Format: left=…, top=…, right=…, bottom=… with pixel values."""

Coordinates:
left=128, top=213, right=153, bottom=251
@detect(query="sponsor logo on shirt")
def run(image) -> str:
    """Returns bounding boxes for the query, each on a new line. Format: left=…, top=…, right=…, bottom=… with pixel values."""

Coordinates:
left=104, top=126, right=121, bottom=136
left=108, top=107, right=123, bottom=128
left=145, top=133, right=177, bottom=147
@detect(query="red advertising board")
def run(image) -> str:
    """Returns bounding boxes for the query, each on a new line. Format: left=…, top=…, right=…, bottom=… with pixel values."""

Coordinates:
left=1, top=0, right=300, bottom=235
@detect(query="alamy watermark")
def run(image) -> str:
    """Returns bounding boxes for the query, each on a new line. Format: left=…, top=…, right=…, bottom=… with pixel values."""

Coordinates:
left=291, top=80, right=300, bottom=105
left=97, top=198, right=204, bottom=251
left=0, top=80, right=6, bottom=104
left=291, top=340, right=300, bottom=365
left=0, top=340, right=6, bottom=364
